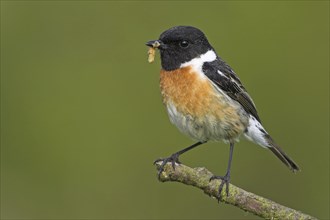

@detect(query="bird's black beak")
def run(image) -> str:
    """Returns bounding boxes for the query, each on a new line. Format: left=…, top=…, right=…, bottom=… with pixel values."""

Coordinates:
left=146, top=40, right=163, bottom=49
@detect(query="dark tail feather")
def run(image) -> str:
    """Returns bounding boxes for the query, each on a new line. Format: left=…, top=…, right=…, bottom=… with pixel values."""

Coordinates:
left=265, top=135, right=300, bottom=172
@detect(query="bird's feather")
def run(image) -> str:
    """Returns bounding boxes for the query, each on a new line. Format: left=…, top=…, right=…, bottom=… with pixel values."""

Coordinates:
left=202, top=58, right=261, bottom=122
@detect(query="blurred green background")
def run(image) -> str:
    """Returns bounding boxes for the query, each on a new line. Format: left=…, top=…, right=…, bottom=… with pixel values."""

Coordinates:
left=1, top=1, right=329, bottom=219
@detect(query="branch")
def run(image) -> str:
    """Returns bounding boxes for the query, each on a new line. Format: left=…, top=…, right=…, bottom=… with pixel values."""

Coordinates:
left=155, top=162, right=317, bottom=220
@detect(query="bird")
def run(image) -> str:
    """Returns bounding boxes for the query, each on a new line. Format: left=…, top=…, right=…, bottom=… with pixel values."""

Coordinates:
left=146, top=26, right=299, bottom=199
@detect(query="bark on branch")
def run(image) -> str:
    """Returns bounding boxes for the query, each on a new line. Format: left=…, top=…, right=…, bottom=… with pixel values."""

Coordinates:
left=155, top=162, right=317, bottom=220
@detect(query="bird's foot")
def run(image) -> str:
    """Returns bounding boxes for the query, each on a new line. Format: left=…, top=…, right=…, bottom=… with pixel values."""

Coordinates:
left=209, top=172, right=231, bottom=202
left=153, top=153, right=181, bottom=179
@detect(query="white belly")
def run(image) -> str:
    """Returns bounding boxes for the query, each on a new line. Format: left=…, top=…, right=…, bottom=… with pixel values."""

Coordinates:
left=165, top=101, right=247, bottom=143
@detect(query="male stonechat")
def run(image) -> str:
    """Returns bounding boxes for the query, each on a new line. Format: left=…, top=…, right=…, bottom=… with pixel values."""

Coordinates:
left=146, top=26, right=299, bottom=199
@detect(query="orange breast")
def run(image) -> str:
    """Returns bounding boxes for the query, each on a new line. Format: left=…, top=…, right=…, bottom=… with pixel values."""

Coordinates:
left=160, top=67, right=212, bottom=116
left=160, top=66, right=218, bottom=117
left=159, top=66, right=248, bottom=141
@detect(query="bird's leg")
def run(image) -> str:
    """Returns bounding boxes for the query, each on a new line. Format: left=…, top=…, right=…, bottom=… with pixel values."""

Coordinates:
left=154, top=141, right=206, bottom=179
left=210, top=142, right=234, bottom=201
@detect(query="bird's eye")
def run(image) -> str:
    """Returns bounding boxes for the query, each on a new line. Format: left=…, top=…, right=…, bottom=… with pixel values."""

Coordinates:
left=179, top=40, right=189, bottom=48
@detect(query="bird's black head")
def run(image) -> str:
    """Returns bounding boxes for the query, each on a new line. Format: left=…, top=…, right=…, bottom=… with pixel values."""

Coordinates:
left=146, top=26, right=213, bottom=71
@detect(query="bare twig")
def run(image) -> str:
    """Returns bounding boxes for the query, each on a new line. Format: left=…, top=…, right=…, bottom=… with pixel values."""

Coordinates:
left=155, top=162, right=317, bottom=220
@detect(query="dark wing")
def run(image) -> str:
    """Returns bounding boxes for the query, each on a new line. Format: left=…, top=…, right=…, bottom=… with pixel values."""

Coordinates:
left=202, top=58, right=261, bottom=122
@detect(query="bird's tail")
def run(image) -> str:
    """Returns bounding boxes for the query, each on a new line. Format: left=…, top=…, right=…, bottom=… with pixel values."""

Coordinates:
left=265, top=135, right=300, bottom=172
left=244, top=115, right=300, bottom=172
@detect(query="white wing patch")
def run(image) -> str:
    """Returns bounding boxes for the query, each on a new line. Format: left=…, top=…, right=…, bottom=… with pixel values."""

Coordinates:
left=217, top=70, right=228, bottom=79
left=244, top=116, right=269, bottom=148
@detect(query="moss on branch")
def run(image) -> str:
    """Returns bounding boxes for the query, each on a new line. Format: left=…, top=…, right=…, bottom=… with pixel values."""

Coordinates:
left=155, top=162, right=316, bottom=220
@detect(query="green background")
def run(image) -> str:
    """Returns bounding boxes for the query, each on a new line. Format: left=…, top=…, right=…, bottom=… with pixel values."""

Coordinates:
left=1, top=1, right=329, bottom=219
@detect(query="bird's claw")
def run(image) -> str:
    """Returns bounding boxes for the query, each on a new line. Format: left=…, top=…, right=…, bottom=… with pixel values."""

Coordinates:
left=209, top=173, right=231, bottom=202
left=153, top=153, right=181, bottom=179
